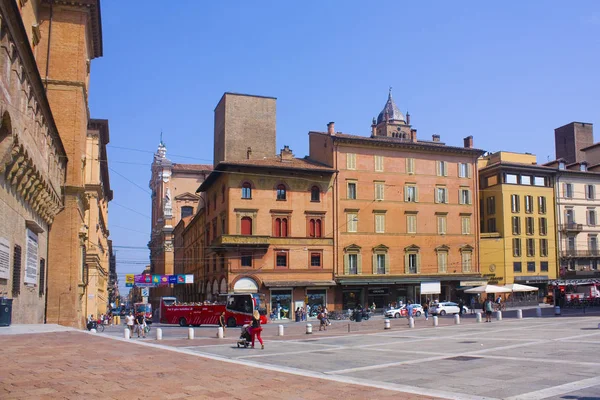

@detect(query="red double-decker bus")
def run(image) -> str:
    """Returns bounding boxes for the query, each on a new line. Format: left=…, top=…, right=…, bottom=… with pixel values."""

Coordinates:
left=160, top=293, right=267, bottom=327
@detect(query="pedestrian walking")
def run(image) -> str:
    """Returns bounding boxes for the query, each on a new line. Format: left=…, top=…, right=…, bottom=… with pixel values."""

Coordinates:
left=406, top=301, right=414, bottom=324
left=125, top=312, right=135, bottom=336
left=423, top=300, right=429, bottom=320
left=135, top=312, right=146, bottom=338
left=318, top=311, right=327, bottom=331
left=250, top=310, right=264, bottom=349
left=218, top=312, right=226, bottom=337
left=485, top=298, right=493, bottom=322
left=458, top=298, right=464, bottom=315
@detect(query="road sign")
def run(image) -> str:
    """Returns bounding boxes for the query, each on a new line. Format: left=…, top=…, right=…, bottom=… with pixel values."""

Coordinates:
left=141, top=288, right=149, bottom=297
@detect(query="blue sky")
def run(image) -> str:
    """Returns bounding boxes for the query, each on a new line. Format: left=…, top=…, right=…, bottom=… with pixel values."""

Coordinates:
left=89, top=1, right=600, bottom=295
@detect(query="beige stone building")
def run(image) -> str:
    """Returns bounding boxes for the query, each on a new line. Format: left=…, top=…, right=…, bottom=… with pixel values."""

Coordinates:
left=148, top=141, right=211, bottom=309
left=83, top=119, right=112, bottom=318
left=0, top=0, right=67, bottom=323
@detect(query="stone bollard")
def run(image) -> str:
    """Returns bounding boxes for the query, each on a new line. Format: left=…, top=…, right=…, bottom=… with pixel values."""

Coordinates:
left=408, top=317, right=415, bottom=328
left=476, top=312, right=482, bottom=323
left=496, top=311, right=503, bottom=321
left=90, top=328, right=97, bottom=333
left=555, top=306, right=561, bottom=316
left=454, top=314, right=460, bottom=325
left=306, top=323, right=313, bottom=334
left=156, top=328, right=163, bottom=340
left=124, top=328, right=130, bottom=339
left=188, top=327, right=194, bottom=340
left=278, top=325, right=284, bottom=336
left=536, top=307, right=542, bottom=318
left=384, top=319, right=391, bottom=329
left=516, top=309, right=523, bottom=319
left=217, top=327, right=224, bottom=339
left=433, top=316, right=439, bottom=327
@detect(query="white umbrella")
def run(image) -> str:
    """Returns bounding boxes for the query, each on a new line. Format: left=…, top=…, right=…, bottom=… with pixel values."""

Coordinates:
left=503, top=283, right=539, bottom=292
left=464, top=284, right=511, bottom=294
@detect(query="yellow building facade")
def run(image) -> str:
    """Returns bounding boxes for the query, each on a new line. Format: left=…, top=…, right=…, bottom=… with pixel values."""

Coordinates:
left=478, top=152, right=557, bottom=298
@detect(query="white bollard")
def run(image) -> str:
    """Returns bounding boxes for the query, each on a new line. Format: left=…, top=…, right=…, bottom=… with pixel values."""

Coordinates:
left=496, top=311, right=503, bottom=321
left=536, top=307, right=542, bottom=318
left=124, top=328, right=130, bottom=339
left=476, top=312, right=482, bottom=323
left=433, top=316, right=439, bottom=327
left=278, top=325, right=284, bottom=336
left=408, top=317, right=414, bottom=328
left=384, top=319, right=391, bottom=329
left=217, top=327, right=224, bottom=339
left=156, top=328, right=163, bottom=340
left=454, top=314, right=460, bottom=325
left=306, top=323, right=313, bottom=334
left=598, top=323, right=600, bottom=330
left=90, top=328, right=97, bottom=333
left=188, top=327, right=194, bottom=340
left=516, top=309, right=523, bottom=319
left=555, top=306, right=561, bottom=316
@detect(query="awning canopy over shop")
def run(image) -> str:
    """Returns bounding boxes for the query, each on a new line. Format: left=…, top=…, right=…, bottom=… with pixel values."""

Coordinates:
left=337, top=276, right=480, bottom=286
left=514, top=275, right=549, bottom=283
left=263, top=280, right=337, bottom=288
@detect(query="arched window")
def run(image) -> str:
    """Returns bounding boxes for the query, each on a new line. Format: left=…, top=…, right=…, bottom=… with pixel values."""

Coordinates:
left=281, top=218, right=288, bottom=237
left=311, top=186, right=320, bottom=202
left=274, top=218, right=281, bottom=237
left=241, top=217, right=252, bottom=235
left=273, top=217, right=288, bottom=237
left=181, top=206, right=193, bottom=219
left=241, top=182, right=252, bottom=199
left=308, top=218, right=323, bottom=238
left=276, top=184, right=287, bottom=200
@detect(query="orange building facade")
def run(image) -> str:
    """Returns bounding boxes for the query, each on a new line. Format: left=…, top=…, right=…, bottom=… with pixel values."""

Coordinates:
left=308, top=91, right=486, bottom=309
left=197, top=148, right=336, bottom=318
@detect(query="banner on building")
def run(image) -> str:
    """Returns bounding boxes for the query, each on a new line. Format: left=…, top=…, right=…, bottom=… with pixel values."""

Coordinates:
left=132, top=274, right=195, bottom=287
left=0, top=237, right=10, bottom=280
left=24, top=229, right=38, bottom=285
left=420, top=281, right=441, bottom=295
left=136, top=274, right=152, bottom=284
left=185, top=274, right=194, bottom=284
left=125, top=274, right=135, bottom=287
left=168, top=275, right=178, bottom=284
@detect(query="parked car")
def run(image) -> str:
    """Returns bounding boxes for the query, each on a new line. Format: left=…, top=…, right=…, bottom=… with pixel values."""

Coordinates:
left=430, top=302, right=469, bottom=316
left=384, top=304, right=423, bottom=318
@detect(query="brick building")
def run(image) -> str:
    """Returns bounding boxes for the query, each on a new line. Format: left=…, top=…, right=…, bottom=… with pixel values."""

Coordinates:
left=148, top=141, right=211, bottom=309
left=0, top=0, right=67, bottom=323
left=308, top=90, right=486, bottom=308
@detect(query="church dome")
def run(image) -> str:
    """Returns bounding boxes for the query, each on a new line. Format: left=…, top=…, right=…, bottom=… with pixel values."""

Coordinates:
left=376, top=89, right=405, bottom=124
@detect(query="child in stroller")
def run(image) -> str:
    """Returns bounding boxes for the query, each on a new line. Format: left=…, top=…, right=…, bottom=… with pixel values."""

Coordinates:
left=237, top=324, right=252, bottom=348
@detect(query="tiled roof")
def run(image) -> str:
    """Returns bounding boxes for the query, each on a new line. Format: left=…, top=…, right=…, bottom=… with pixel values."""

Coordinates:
left=172, top=164, right=213, bottom=172
left=309, top=131, right=484, bottom=154
left=221, top=157, right=334, bottom=171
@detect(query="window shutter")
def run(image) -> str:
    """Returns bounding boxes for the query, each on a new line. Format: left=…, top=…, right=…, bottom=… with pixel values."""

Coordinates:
left=404, top=187, right=409, bottom=202
left=344, top=254, right=349, bottom=275
left=405, top=254, right=409, bottom=274
left=385, top=254, right=390, bottom=274
left=416, top=254, right=421, bottom=273
left=372, top=254, right=377, bottom=274
left=443, top=161, right=448, bottom=176
left=39, top=259, right=45, bottom=297
left=415, top=187, right=419, bottom=202
left=467, top=163, right=472, bottom=178
left=562, top=183, right=567, bottom=197
left=434, top=189, right=439, bottom=204
left=12, top=245, right=21, bottom=297
left=357, top=254, right=362, bottom=275
left=436, top=161, right=441, bottom=176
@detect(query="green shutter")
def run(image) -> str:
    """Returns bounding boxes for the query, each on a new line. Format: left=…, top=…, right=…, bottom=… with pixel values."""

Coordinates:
left=357, top=254, right=362, bottom=275
left=372, top=253, right=377, bottom=274
left=404, top=254, right=409, bottom=274
left=416, top=254, right=421, bottom=274
left=385, top=254, right=390, bottom=274
left=344, top=254, right=349, bottom=275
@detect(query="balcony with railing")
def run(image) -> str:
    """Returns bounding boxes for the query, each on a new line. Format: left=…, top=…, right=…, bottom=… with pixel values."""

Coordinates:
left=560, top=249, right=600, bottom=257
left=559, top=223, right=583, bottom=232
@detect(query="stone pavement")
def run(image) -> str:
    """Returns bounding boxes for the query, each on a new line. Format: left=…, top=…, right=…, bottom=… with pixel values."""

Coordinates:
left=0, top=331, right=438, bottom=400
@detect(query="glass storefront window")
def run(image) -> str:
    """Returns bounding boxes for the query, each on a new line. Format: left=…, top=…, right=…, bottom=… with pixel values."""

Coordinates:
left=342, top=289, right=362, bottom=310
left=306, top=289, right=326, bottom=317
left=271, top=290, right=292, bottom=319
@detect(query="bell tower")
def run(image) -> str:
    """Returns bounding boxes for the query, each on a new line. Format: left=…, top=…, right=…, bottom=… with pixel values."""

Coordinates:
left=371, top=88, right=414, bottom=140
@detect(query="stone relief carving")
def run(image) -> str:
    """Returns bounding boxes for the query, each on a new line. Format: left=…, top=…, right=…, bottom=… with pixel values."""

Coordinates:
left=164, top=241, right=173, bottom=252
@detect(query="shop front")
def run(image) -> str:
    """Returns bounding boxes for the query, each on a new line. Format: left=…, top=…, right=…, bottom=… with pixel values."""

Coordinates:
left=262, top=280, right=336, bottom=320
left=270, top=289, right=292, bottom=320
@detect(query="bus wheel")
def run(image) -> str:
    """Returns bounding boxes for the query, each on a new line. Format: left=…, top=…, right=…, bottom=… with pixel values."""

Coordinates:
left=227, top=317, right=237, bottom=327
left=179, top=317, right=187, bottom=327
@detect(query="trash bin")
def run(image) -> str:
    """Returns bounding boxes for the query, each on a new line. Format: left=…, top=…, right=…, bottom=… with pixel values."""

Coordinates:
left=355, top=310, right=363, bottom=322
left=0, top=297, right=13, bottom=327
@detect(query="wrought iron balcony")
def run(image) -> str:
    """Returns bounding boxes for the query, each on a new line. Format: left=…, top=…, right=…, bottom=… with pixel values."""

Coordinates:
left=560, top=249, right=600, bottom=257
left=559, top=223, right=583, bottom=232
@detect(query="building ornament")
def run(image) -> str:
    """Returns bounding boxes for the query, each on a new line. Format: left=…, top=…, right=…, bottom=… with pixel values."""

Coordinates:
left=164, top=241, right=173, bottom=252
left=162, top=168, right=171, bottom=183
left=1, top=133, right=63, bottom=224
left=164, top=187, right=172, bottom=218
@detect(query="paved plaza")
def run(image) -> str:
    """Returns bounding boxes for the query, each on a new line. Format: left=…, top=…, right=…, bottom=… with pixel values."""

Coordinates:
left=2, top=312, right=600, bottom=399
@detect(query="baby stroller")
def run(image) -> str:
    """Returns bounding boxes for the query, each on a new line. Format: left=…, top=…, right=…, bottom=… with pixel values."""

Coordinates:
left=237, top=324, right=252, bottom=348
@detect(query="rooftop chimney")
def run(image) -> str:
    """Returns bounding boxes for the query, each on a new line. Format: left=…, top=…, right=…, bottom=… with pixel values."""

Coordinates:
left=432, top=134, right=440, bottom=142
left=280, top=145, right=294, bottom=161
left=327, top=122, right=335, bottom=135
left=406, top=111, right=411, bottom=125
left=464, top=136, right=473, bottom=149
left=410, top=129, right=417, bottom=142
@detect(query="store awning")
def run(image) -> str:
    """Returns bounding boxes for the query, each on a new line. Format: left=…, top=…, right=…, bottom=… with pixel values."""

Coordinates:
left=337, top=275, right=481, bottom=286
left=263, top=280, right=336, bottom=288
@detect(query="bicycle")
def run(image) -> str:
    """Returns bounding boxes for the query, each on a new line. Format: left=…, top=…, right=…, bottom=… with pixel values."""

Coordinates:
left=494, top=303, right=506, bottom=312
